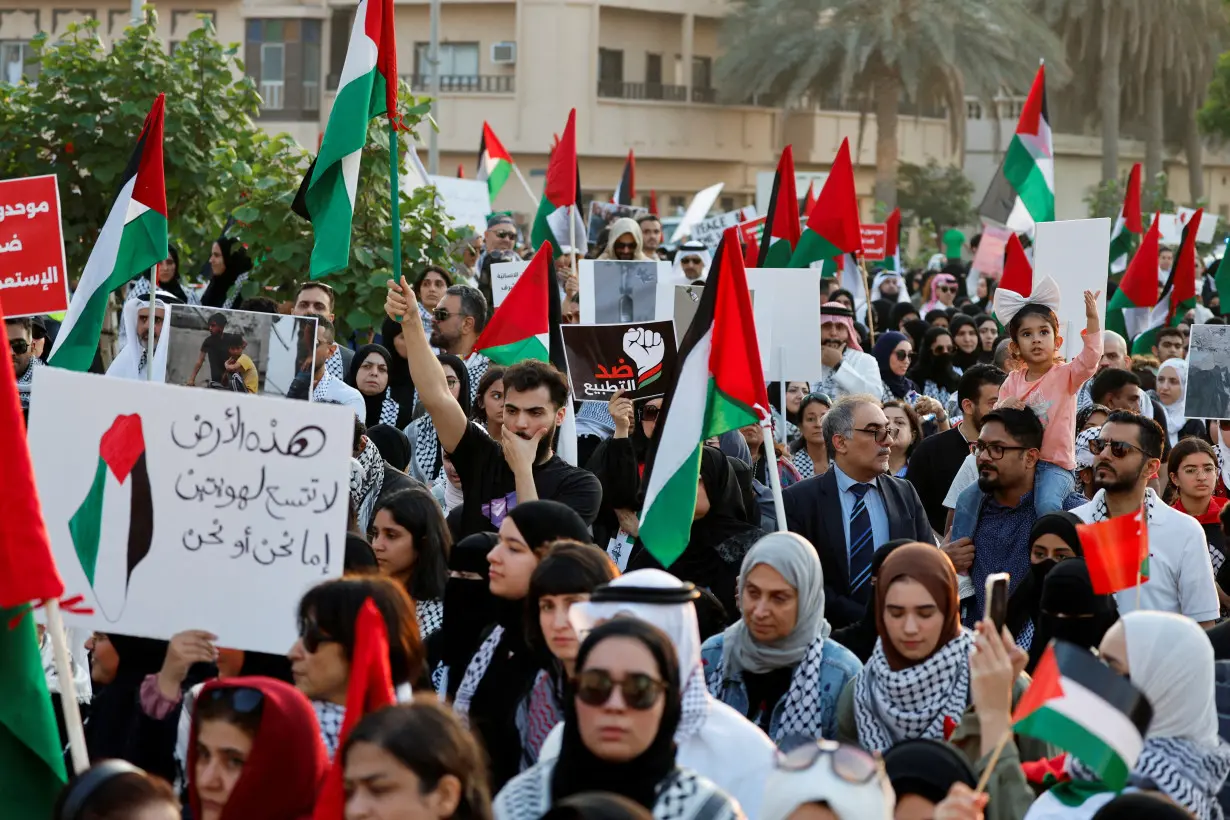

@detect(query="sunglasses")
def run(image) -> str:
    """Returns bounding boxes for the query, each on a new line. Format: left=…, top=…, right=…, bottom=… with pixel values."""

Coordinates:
left=299, top=622, right=336, bottom=654
left=492, top=230, right=516, bottom=240
left=642, top=405, right=661, bottom=422
left=614, top=241, right=637, bottom=251
left=204, top=686, right=264, bottom=714
left=433, top=308, right=458, bottom=322
left=10, top=338, right=30, bottom=355
left=931, top=345, right=953, bottom=355
left=892, top=350, right=914, bottom=362
left=775, top=739, right=882, bottom=784
left=1089, top=437, right=1156, bottom=460
left=937, top=285, right=956, bottom=293
left=574, top=669, right=667, bottom=710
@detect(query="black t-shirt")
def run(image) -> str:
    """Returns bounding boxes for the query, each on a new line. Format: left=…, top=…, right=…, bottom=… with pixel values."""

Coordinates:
left=448, top=422, right=603, bottom=538
left=905, top=426, right=970, bottom=534
left=200, top=333, right=230, bottom=381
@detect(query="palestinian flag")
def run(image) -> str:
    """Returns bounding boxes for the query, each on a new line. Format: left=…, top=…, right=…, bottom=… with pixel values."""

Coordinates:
left=0, top=292, right=68, bottom=815
left=311, top=598, right=395, bottom=820
left=1109, top=164, right=1143, bottom=274
left=471, top=245, right=577, bottom=464
left=1128, top=210, right=1200, bottom=355
left=758, top=146, right=801, bottom=267
left=48, top=94, right=167, bottom=373
left=979, top=64, right=1054, bottom=235
left=69, top=413, right=153, bottom=619
left=291, top=0, right=398, bottom=279
left=882, top=207, right=902, bottom=272
left=649, top=189, right=659, bottom=215
left=477, top=121, right=513, bottom=205
left=790, top=138, right=862, bottom=269
left=1107, top=215, right=1160, bottom=342
left=802, top=179, right=818, bottom=225
left=639, top=228, right=768, bottom=566
left=1077, top=509, right=1149, bottom=594
left=531, top=109, right=584, bottom=258
left=1013, top=641, right=1153, bottom=790
left=613, top=150, right=635, bottom=206
left=998, top=234, right=1034, bottom=300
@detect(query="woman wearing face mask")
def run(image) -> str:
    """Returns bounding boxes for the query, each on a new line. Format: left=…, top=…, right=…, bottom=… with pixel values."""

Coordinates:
left=522, top=543, right=619, bottom=765
left=431, top=533, right=498, bottom=698
left=342, top=700, right=493, bottom=820
left=371, top=488, right=451, bottom=639
left=1003, top=512, right=1084, bottom=661
left=200, top=237, right=252, bottom=310
left=493, top=619, right=742, bottom=820
left=700, top=532, right=861, bottom=745
left=874, top=332, right=918, bottom=404
left=405, top=354, right=472, bottom=484
left=454, top=501, right=595, bottom=791
left=187, top=677, right=328, bottom=820
left=768, top=381, right=810, bottom=442
left=587, top=393, right=661, bottom=551
left=882, top=400, right=923, bottom=478
left=1029, top=558, right=1118, bottom=669
left=907, top=327, right=961, bottom=413
left=948, top=315, right=982, bottom=375
left=347, top=344, right=415, bottom=430
left=789, top=393, right=830, bottom=480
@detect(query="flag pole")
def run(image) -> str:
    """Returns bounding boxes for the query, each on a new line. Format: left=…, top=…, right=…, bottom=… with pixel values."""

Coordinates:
left=46, top=598, right=90, bottom=774
left=777, top=354, right=787, bottom=445
left=389, top=119, right=403, bottom=282
left=569, top=202, right=579, bottom=282
left=760, top=413, right=788, bottom=530
left=145, top=265, right=156, bottom=381
left=858, top=254, right=875, bottom=337
left=512, top=162, right=540, bottom=212
left=974, top=729, right=1012, bottom=795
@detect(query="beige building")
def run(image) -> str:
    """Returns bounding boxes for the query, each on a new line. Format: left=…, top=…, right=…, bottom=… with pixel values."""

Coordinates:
left=4, top=0, right=1230, bottom=236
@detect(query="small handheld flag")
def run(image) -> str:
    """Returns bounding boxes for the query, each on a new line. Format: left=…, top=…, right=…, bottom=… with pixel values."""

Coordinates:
left=1077, top=510, right=1149, bottom=595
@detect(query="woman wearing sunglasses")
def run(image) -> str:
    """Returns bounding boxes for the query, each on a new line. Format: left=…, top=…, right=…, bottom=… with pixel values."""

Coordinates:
left=188, top=677, right=328, bottom=820
left=586, top=394, right=661, bottom=550
left=872, top=332, right=918, bottom=404
left=700, top=533, right=861, bottom=746
left=493, top=619, right=742, bottom=820
left=760, top=739, right=893, bottom=820
left=404, top=354, right=472, bottom=484
left=906, top=327, right=961, bottom=416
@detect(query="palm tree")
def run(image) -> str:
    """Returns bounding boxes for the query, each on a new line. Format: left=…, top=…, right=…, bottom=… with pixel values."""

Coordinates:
left=716, top=0, right=1066, bottom=209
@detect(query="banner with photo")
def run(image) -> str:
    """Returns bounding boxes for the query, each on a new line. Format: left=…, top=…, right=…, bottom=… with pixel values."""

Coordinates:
left=578, top=259, right=675, bottom=324
left=1186, top=325, right=1230, bottom=420
left=561, top=320, right=678, bottom=402
left=588, top=202, right=648, bottom=244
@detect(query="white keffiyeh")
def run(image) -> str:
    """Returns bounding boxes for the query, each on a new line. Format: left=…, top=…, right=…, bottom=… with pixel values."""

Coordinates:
left=409, top=415, right=444, bottom=483
left=350, top=437, right=385, bottom=533
left=416, top=598, right=444, bottom=638
left=377, top=389, right=400, bottom=426
left=991, top=274, right=1062, bottom=326
left=453, top=625, right=504, bottom=727
left=221, top=271, right=249, bottom=310
left=325, top=344, right=344, bottom=379
left=314, top=699, right=346, bottom=758
left=16, top=355, right=42, bottom=409
left=853, top=632, right=973, bottom=753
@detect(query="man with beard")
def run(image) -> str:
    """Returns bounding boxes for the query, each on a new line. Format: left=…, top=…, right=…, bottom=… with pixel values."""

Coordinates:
left=946, top=408, right=1086, bottom=626
left=291, top=281, right=353, bottom=377
left=429, top=284, right=489, bottom=405
left=637, top=213, right=665, bottom=259
left=385, top=275, right=600, bottom=538
left=783, top=395, right=931, bottom=627
left=7, top=316, right=40, bottom=414
left=811, top=303, right=882, bottom=401
left=106, top=297, right=170, bottom=381
left=1072, top=411, right=1218, bottom=625
left=906, top=364, right=1005, bottom=534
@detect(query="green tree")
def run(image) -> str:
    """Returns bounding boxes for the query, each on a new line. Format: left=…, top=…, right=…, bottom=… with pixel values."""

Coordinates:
left=0, top=11, right=459, bottom=335
left=716, top=0, right=1065, bottom=210
left=896, top=160, right=975, bottom=252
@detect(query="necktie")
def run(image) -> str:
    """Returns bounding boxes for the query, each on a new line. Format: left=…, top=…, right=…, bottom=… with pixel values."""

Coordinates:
left=848, top=483, right=875, bottom=601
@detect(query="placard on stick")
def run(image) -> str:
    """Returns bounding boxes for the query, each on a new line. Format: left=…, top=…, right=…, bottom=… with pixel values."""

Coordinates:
left=1032, top=218, right=1110, bottom=362
left=578, top=259, right=674, bottom=324
left=27, top=369, right=354, bottom=653
left=491, top=260, right=530, bottom=308
left=562, top=320, right=678, bottom=402
left=1185, top=325, right=1230, bottom=420
left=0, top=174, right=70, bottom=317
left=747, top=268, right=823, bottom=382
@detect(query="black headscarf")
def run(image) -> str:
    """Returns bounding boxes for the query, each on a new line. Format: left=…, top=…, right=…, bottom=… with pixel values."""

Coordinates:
left=156, top=244, right=190, bottom=304
left=433, top=532, right=498, bottom=698
left=1031, top=558, right=1118, bottom=672
left=973, top=313, right=998, bottom=363
left=873, top=331, right=918, bottom=400
left=902, top=318, right=929, bottom=352
left=884, top=738, right=977, bottom=806
left=1090, top=792, right=1196, bottom=819
left=907, top=327, right=960, bottom=393
left=890, top=302, right=920, bottom=332
left=1005, top=512, right=1084, bottom=653
left=948, top=314, right=982, bottom=373
left=438, top=353, right=473, bottom=417
left=551, top=619, right=682, bottom=811
left=379, top=317, right=417, bottom=411
left=366, top=424, right=411, bottom=472
left=200, top=236, right=252, bottom=309
left=507, top=499, right=594, bottom=547
left=345, top=344, right=402, bottom=429
left=84, top=635, right=169, bottom=762
left=669, top=447, right=761, bottom=586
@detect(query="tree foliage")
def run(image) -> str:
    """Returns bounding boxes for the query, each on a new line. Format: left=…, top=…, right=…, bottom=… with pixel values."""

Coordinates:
left=0, top=11, right=460, bottom=335
left=1083, top=173, right=1174, bottom=222
left=895, top=160, right=975, bottom=250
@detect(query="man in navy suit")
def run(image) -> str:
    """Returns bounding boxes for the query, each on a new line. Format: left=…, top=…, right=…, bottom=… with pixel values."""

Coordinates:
left=783, top=394, right=933, bottom=628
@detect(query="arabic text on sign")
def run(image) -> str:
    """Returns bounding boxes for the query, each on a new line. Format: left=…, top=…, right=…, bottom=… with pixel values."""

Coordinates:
left=0, top=266, right=60, bottom=291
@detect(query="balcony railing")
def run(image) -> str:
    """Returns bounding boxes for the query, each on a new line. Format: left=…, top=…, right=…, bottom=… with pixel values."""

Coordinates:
left=404, top=74, right=514, bottom=93
left=691, top=86, right=717, bottom=104
left=597, top=80, right=689, bottom=101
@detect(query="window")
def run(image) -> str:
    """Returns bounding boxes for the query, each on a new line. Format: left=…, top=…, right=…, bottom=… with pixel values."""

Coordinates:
left=691, top=55, right=712, bottom=89
left=598, top=47, right=623, bottom=96
left=1, top=41, right=36, bottom=85
left=414, top=42, right=480, bottom=80
left=244, top=19, right=322, bottom=120
left=645, top=53, right=663, bottom=100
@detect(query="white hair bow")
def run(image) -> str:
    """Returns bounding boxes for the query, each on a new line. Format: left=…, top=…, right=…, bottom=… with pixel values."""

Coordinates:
left=992, top=275, right=1062, bottom=326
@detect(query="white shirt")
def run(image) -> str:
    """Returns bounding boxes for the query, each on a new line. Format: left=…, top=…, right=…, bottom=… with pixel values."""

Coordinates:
left=313, top=373, right=367, bottom=419
left=1071, top=489, right=1219, bottom=622
left=812, top=348, right=883, bottom=400
left=943, top=453, right=979, bottom=510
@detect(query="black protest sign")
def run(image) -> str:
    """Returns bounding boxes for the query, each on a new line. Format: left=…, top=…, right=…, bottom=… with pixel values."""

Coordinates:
left=562, top=320, right=677, bottom=402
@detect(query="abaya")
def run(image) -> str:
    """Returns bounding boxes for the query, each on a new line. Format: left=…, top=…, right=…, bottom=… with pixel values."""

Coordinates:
left=906, top=327, right=961, bottom=408
left=1030, top=558, right=1118, bottom=672
left=430, top=532, right=498, bottom=697
left=84, top=635, right=169, bottom=765
left=872, top=332, right=918, bottom=400
left=584, top=403, right=653, bottom=549
left=948, top=314, right=982, bottom=373
left=200, top=237, right=252, bottom=310
left=1004, top=511, right=1084, bottom=656
left=379, top=317, right=417, bottom=413
left=344, top=343, right=414, bottom=429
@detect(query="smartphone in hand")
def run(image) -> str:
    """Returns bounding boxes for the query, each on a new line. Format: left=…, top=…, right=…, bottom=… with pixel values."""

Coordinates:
left=984, top=572, right=1010, bottom=632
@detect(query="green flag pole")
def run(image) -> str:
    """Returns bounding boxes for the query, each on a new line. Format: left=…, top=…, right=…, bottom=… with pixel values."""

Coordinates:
left=389, top=117, right=403, bottom=281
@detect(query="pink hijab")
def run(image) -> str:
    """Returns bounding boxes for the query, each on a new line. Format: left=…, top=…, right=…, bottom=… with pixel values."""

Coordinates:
left=821, top=301, right=862, bottom=352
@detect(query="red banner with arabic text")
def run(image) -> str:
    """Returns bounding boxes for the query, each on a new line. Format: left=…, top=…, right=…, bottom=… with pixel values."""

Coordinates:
left=0, top=175, right=69, bottom=318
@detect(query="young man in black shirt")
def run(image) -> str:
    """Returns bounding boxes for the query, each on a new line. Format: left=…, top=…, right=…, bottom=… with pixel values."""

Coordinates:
left=186, top=312, right=231, bottom=386
left=385, top=275, right=601, bottom=538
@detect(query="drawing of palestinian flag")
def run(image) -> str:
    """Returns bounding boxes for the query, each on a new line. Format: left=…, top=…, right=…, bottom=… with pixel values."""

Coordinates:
left=790, top=138, right=862, bottom=270
left=758, top=145, right=801, bottom=267
left=1109, top=164, right=1143, bottom=274
left=477, top=121, right=514, bottom=205
left=69, top=414, right=153, bottom=619
left=979, top=63, right=1053, bottom=234
left=49, top=94, right=167, bottom=373
left=1077, top=509, right=1149, bottom=595
left=1013, top=641, right=1153, bottom=790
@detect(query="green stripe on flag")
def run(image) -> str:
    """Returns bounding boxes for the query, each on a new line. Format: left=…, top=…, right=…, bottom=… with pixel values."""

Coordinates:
left=1105, top=289, right=1136, bottom=340
left=480, top=336, right=549, bottom=367
left=69, top=458, right=108, bottom=586
left=638, top=443, right=703, bottom=567
left=789, top=231, right=842, bottom=268
left=1013, top=707, right=1131, bottom=789
left=708, top=380, right=760, bottom=435
left=531, top=198, right=563, bottom=258
left=761, top=238, right=793, bottom=268
left=1004, top=136, right=1055, bottom=223
left=486, top=160, right=511, bottom=203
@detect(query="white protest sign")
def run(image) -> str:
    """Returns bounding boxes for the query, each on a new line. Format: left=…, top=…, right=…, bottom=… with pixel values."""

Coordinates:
left=669, top=183, right=725, bottom=244
left=1032, top=218, right=1110, bottom=361
left=427, top=176, right=491, bottom=234
left=747, top=268, right=823, bottom=382
left=27, top=369, right=353, bottom=654
left=689, top=206, right=757, bottom=249
left=1156, top=214, right=1184, bottom=246
left=491, top=260, right=530, bottom=307
left=1178, top=207, right=1221, bottom=244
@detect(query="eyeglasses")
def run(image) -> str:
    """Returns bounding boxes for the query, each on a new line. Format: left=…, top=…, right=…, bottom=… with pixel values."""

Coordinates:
left=852, top=426, right=894, bottom=444
left=492, top=230, right=516, bottom=240
left=445, top=376, right=460, bottom=389
left=433, top=308, right=458, bottom=322
left=937, top=285, right=956, bottom=293
left=574, top=669, right=668, bottom=710
left=299, top=622, right=337, bottom=654
left=775, top=739, right=882, bottom=784
left=892, top=350, right=914, bottom=362
left=204, top=686, right=264, bottom=713
left=9, top=338, right=30, bottom=355
left=642, top=405, right=661, bottom=422
left=1089, top=438, right=1157, bottom=460
left=931, top=345, right=953, bottom=355
left=970, top=440, right=1030, bottom=460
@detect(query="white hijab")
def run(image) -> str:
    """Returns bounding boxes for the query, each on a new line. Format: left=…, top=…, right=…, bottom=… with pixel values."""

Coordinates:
left=1157, top=358, right=1189, bottom=446
left=1123, top=610, right=1219, bottom=745
left=106, top=296, right=170, bottom=381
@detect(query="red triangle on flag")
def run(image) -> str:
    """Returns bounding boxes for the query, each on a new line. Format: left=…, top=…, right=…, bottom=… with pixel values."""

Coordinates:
left=805, top=138, right=863, bottom=255
left=1013, top=643, right=1064, bottom=723
left=473, top=245, right=551, bottom=352
left=1016, top=65, right=1047, bottom=138
left=1000, top=234, right=1033, bottom=297
left=132, top=94, right=167, bottom=218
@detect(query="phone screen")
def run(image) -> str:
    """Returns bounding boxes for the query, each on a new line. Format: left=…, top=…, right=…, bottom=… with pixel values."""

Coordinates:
left=985, top=572, right=1010, bottom=631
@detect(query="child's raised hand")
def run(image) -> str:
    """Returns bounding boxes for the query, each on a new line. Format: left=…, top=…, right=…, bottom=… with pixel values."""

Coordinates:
left=1083, top=290, right=1101, bottom=320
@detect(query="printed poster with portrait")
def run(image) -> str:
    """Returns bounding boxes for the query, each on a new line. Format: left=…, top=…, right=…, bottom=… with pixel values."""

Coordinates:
left=561, top=320, right=678, bottom=402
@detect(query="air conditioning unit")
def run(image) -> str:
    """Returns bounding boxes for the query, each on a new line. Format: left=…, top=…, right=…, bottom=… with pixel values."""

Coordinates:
left=491, top=41, right=516, bottom=65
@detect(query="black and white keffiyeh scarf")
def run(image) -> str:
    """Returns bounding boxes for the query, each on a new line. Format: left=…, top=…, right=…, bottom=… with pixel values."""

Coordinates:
left=453, top=625, right=504, bottom=727
left=677, top=665, right=711, bottom=743
left=411, top=415, right=444, bottom=483
left=312, top=372, right=337, bottom=403
left=220, top=271, right=249, bottom=310
left=853, top=632, right=973, bottom=753
left=708, top=636, right=827, bottom=742
left=350, top=438, right=385, bottom=533
left=313, top=699, right=346, bottom=758
left=377, top=388, right=400, bottom=426
left=416, top=598, right=444, bottom=638
left=1070, top=736, right=1230, bottom=820
left=324, top=344, right=344, bottom=379
left=17, top=356, right=42, bottom=409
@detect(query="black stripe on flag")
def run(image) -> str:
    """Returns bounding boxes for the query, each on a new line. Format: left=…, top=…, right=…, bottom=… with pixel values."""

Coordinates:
left=125, top=453, right=154, bottom=595
left=1053, top=641, right=1153, bottom=736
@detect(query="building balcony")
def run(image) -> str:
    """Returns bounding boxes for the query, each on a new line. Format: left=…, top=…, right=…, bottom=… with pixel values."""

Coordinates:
left=597, top=81, right=689, bottom=102
left=326, top=73, right=514, bottom=93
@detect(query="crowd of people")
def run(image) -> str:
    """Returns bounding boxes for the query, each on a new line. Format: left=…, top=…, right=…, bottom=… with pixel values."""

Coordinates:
left=15, top=218, right=1230, bottom=820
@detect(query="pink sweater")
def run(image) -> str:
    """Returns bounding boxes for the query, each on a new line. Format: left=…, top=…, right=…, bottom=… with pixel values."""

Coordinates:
left=998, top=330, right=1103, bottom=470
